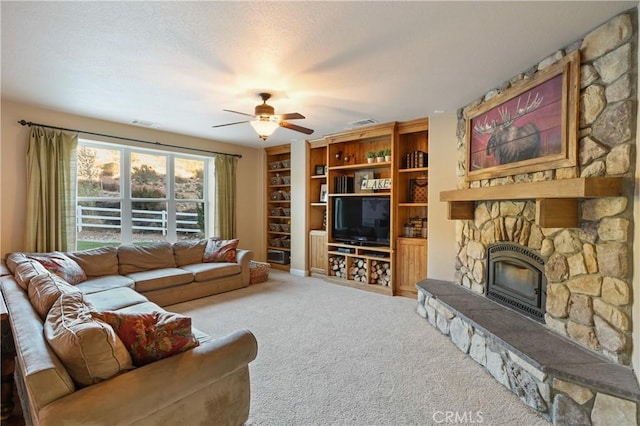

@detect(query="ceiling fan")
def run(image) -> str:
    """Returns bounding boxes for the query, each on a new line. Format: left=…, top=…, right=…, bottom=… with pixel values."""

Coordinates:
left=212, top=93, right=314, bottom=141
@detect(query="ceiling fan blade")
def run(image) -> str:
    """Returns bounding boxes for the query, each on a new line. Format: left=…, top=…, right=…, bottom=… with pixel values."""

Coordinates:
left=278, top=112, right=305, bottom=120
left=222, top=109, right=255, bottom=118
left=212, top=120, right=249, bottom=128
left=280, top=121, right=314, bottom=135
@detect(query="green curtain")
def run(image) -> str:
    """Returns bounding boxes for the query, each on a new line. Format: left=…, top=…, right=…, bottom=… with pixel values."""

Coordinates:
left=25, top=126, right=78, bottom=252
left=213, top=154, right=238, bottom=239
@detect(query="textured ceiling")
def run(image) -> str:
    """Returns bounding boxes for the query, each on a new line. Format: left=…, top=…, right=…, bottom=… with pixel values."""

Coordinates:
left=1, top=1, right=635, bottom=147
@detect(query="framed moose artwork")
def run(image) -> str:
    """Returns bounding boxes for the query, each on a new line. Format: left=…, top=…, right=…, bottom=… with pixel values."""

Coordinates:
left=465, top=50, right=580, bottom=181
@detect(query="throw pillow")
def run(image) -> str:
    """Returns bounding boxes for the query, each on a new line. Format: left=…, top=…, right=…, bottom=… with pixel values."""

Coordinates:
left=28, top=273, right=80, bottom=319
left=44, top=292, right=133, bottom=386
left=91, top=310, right=199, bottom=367
left=202, top=238, right=239, bottom=263
left=27, top=252, right=87, bottom=285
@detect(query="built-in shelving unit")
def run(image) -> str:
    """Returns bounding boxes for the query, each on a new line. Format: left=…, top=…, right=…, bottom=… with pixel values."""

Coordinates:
left=394, top=118, right=429, bottom=296
left=307, top=138, right=328, bottom=275
left=266, top=145, right=291, bottom=270
left=304, top=118, right=429, bottom=297
left=324, top=122, right=395, bottom=296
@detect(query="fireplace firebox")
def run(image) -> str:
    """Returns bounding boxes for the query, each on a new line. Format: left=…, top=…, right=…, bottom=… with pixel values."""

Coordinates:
left=486, top=243, right=546, bottom=322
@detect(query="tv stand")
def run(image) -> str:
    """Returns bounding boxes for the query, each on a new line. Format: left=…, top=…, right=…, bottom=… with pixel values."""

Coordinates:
left=326, top=242, right=392, bottom=295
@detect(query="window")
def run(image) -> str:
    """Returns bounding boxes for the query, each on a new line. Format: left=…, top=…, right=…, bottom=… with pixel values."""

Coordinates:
left=76, top=141, right=209, bottom=250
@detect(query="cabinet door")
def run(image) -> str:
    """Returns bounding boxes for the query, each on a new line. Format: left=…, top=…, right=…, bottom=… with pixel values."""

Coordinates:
left=310, top=230, right=327, bottom=275
left=396, top=238, right=427, bottom=296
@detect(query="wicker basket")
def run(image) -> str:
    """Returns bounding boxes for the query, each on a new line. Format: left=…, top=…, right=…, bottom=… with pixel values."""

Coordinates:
left=249, top=261, right=270, bottom=284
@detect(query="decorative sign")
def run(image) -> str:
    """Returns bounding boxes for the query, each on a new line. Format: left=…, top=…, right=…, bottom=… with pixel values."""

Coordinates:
left=361, top=178, right=391, bottom=191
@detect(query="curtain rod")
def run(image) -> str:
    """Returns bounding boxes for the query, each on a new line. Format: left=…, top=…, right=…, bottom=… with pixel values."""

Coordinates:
left=17, top=120, right=242, bottom=159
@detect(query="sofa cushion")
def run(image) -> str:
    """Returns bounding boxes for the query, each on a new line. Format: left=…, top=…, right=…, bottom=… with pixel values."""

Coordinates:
left=28, top=273, right=81, bottom=319
left=44, top=292, right=133, bottom=386
left=118, top=242, right=176, bottom=274
left=127, top=268, right=194, bottom=292
left=203, top=239, right=239, bottom=263
left=180, top=262, right=241, bottom=282
left=14, top=260, right=49, bottom=290
left=27, top=252, right=87, bottom=285
left=173, top=240, right=207, bottom=267
left=67, top=246, right=119, bottom=277
left=75, top=275, right=135, bottom=294
left=85, top=287, right=149, bottom=312
left=91, top=310, right=199, bottom=367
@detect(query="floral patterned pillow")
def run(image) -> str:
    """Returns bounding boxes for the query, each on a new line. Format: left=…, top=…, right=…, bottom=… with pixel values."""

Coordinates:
left=27, top=252, right=87, bottom=285
left=202, top=238, right=239, bottom=263
left=91, top=310, right=199, bottom=367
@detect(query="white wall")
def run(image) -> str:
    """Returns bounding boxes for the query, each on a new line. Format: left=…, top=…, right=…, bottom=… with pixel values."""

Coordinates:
left=427, top=111, right=458, bottom=281
left=0, top=100, right=264, bottom=258
left=289, top=140, right=308, bottom=276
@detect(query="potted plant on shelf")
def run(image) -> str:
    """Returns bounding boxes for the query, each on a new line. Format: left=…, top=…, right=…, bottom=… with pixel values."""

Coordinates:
left=376, top=150, right=385, bottom=163
left=366, top=151, right=376, bottom=163
left=383, top=148, right=391, bottom=162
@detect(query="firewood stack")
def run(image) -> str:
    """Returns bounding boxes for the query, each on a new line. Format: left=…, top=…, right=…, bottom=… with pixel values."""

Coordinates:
left=328, top=256, right=347, bottom=278
left=370, top=260, right=391, bottom=286
left=349, top=258, right=368, bottom=282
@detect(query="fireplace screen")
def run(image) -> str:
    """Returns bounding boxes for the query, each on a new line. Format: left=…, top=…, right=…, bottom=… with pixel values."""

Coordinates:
left=486, top=243, right=546, bottom=322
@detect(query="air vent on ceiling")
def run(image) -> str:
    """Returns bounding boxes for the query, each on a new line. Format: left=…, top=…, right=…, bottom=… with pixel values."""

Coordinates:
left=131, top=119, right=159, bottom=128
left=348, top=118, right=378, bottom=128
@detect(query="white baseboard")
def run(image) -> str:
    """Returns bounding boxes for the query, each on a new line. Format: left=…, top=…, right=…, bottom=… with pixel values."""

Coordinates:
left=289, top=268, right=308, bottom=277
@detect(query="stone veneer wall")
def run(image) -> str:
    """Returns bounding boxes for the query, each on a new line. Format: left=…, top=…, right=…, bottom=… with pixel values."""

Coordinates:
left=454, top=12, right=637, bottom=364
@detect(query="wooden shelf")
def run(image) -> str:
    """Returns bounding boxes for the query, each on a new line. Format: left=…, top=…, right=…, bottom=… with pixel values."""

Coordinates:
left=310, top=202, right=327, bottom=207
left=440, top=177, right=623, bottom=228
left=328, top=192, right=390, bottom=197
left=311, top=174, right=327, bottom=179
left=399, top=167, right=429, bottom=173
left=398, top=202, right=428, bottom=207
left=267, top=246, right=291, bottom=251
left=268, top=167, right=290, bottom=173
left=329, top=161, right=391, bottom=171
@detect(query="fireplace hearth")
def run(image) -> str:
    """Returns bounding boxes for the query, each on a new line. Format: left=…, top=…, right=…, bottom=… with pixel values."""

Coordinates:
left=486, top=243, right=546, bottom=322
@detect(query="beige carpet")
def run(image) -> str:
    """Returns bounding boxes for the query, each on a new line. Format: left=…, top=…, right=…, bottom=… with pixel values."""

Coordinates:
left=170, top=271, right=549, bottom=426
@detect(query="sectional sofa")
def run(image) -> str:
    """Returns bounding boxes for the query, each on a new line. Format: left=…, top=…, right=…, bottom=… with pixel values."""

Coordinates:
left=1, top=239, right=257, bottom=425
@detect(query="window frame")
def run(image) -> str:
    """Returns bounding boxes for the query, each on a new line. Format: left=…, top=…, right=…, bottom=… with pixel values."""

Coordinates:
left=76, top=139, right=210, bottom=247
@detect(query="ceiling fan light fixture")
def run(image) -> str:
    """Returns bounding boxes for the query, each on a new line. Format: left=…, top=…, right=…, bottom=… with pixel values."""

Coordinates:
left=250, top=116, right=280, bottom=140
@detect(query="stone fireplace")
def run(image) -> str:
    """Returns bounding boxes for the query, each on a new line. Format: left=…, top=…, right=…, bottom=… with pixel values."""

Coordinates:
left=486, top=243, right=546, bottom=322
left=416, top=10, right=638, bottom=425
left=450, top=9, right=636, bottom=366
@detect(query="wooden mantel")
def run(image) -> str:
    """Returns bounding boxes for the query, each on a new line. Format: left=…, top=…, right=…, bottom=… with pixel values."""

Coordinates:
left=440, top=177, right=623, bottom=228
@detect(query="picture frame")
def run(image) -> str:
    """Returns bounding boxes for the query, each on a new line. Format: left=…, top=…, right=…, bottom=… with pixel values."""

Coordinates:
left=315, top=164, right=326, bottom=176
left=319, top=184, right=328, bottom=202
left=354, top=169, right=375, bottom=193
left=465, top=50, right=580, bottom=181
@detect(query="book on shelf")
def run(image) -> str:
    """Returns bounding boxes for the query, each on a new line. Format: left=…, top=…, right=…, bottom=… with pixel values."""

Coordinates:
left=333, top=176, right=354, bottom=193
left=405, top=151, right=428, bottom=169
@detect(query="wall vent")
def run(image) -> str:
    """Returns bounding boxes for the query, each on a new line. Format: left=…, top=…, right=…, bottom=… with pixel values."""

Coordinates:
left=349, top=118, right=378, bottom=128
left=130, top=119, right=159, bottom=128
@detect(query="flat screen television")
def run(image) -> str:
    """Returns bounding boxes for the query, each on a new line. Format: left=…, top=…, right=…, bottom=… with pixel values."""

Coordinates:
left=331, top=196, right=390, bottom=246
